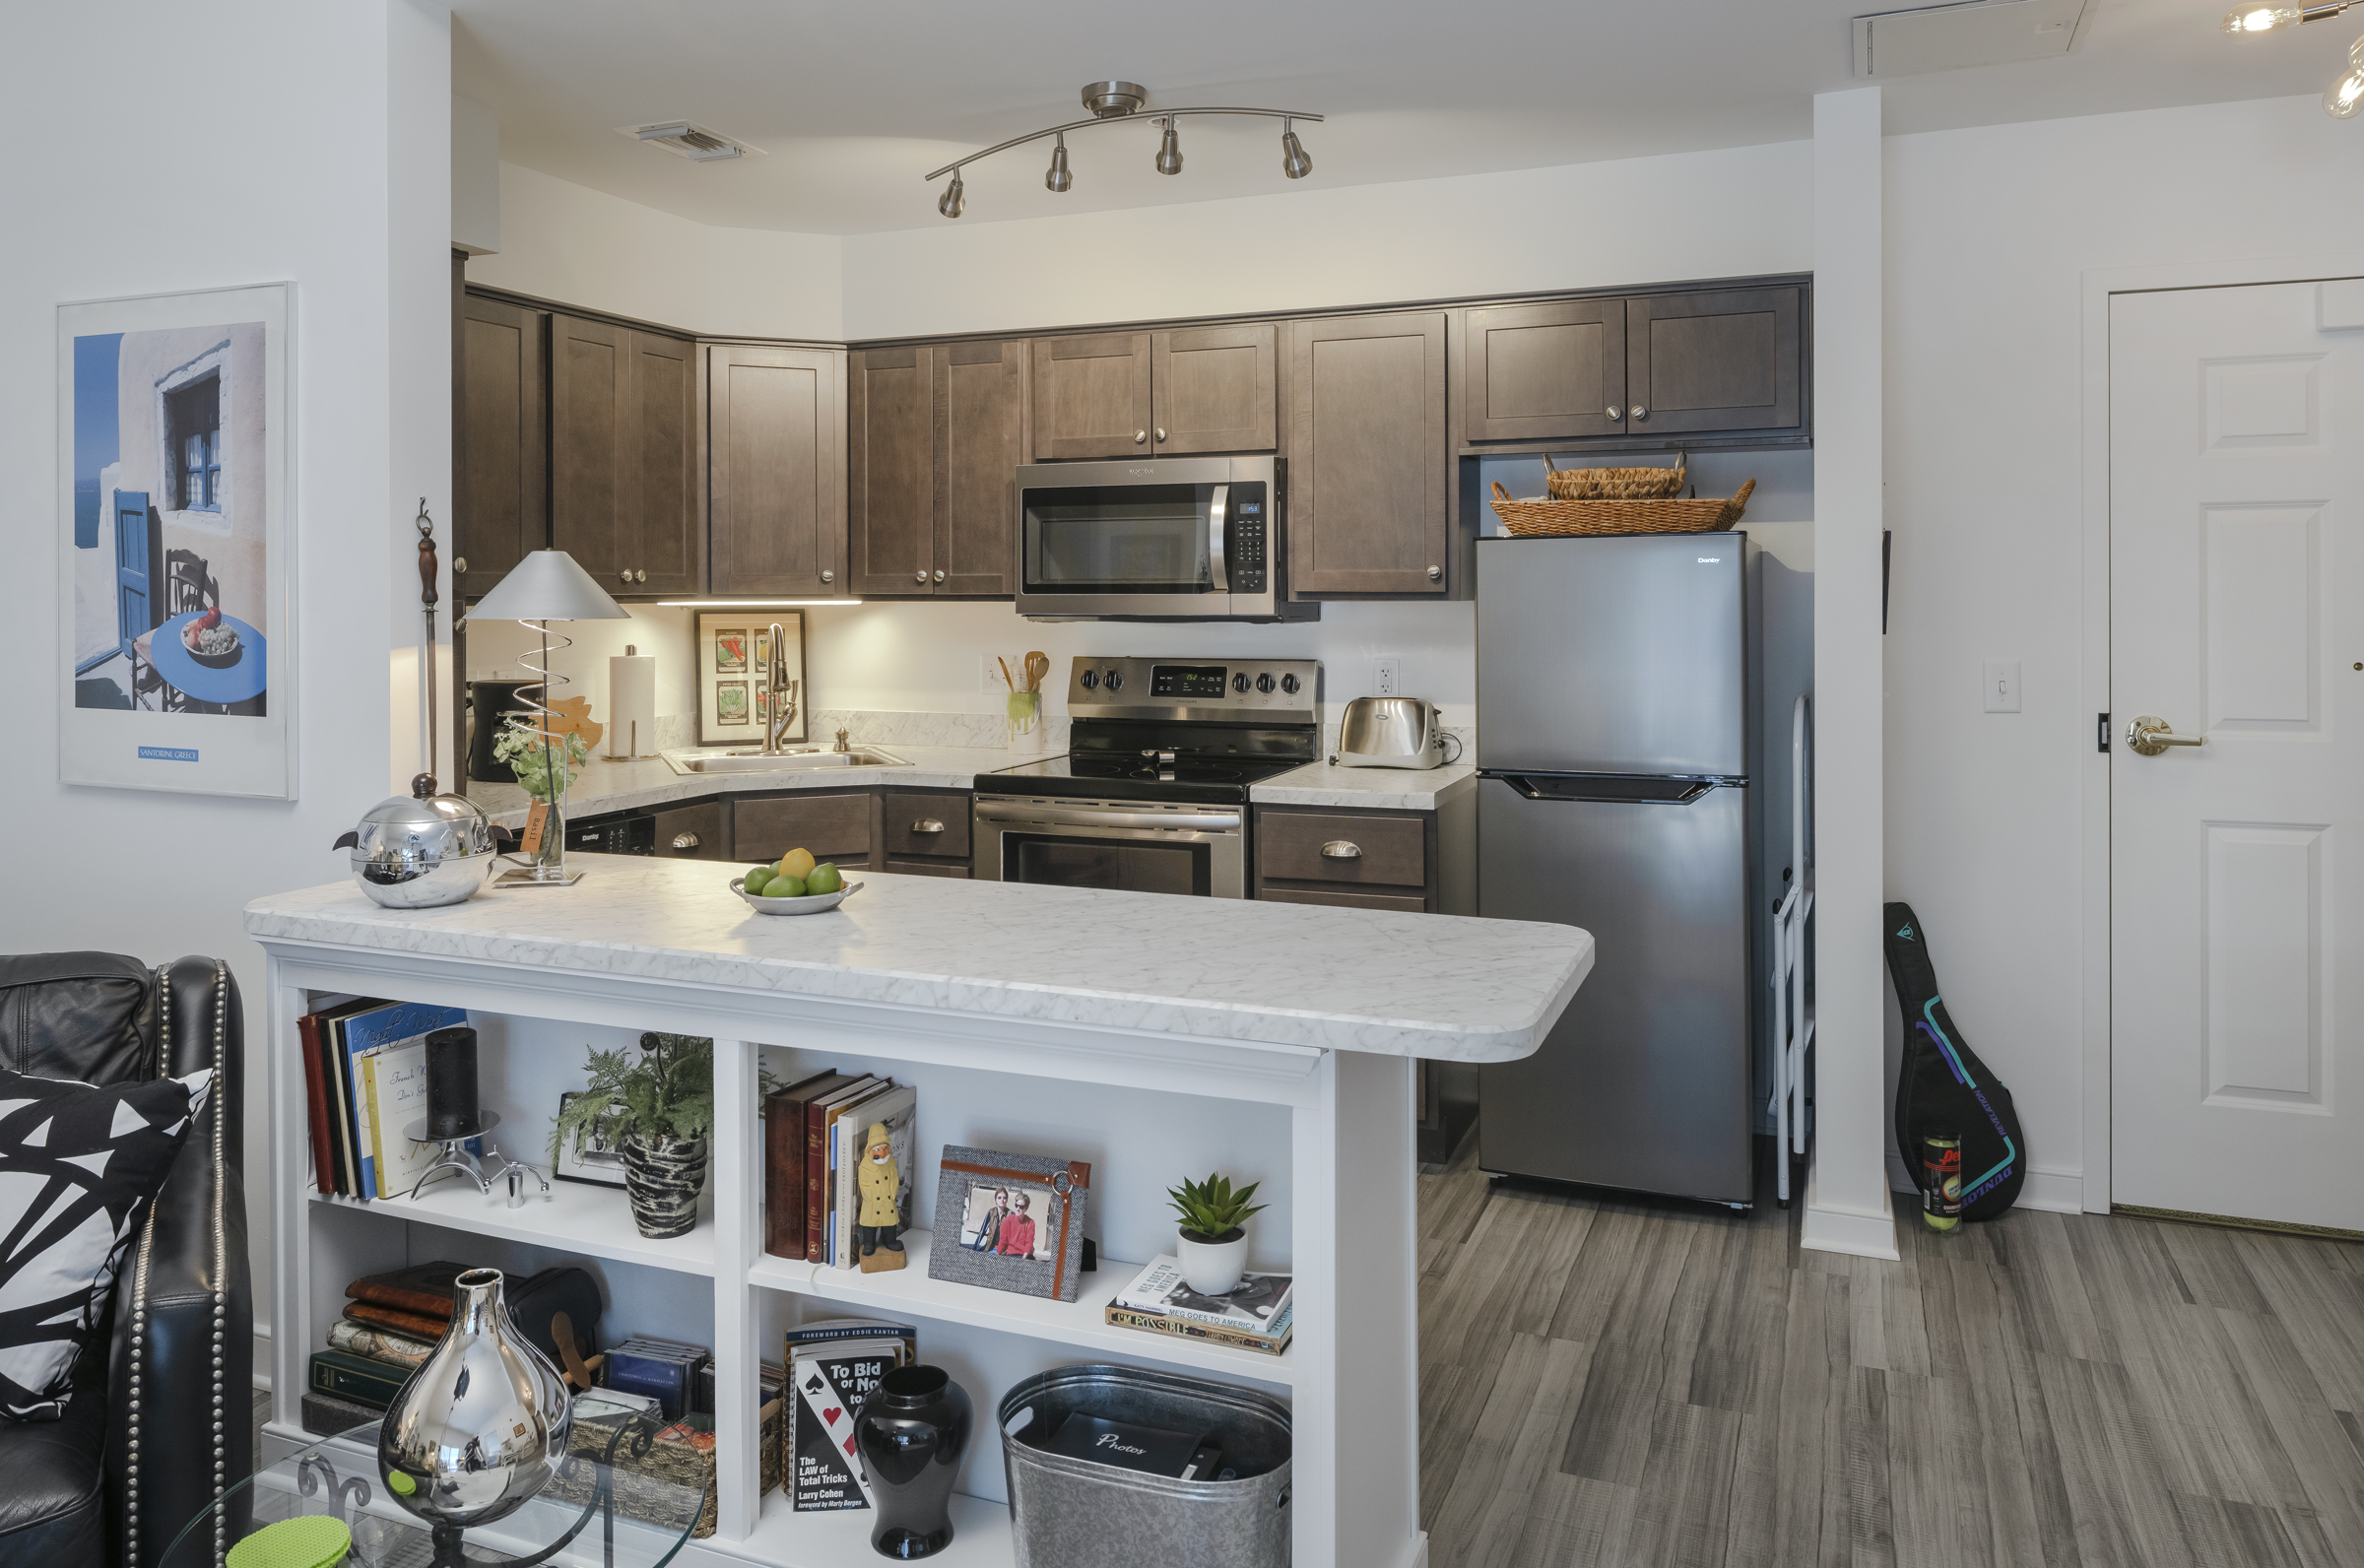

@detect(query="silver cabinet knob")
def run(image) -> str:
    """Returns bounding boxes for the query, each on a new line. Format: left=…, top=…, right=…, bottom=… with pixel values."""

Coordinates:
left=635, top=569, right=648, bottom=583
left=915, top=570, right=928, bottom=583
left=821, top=569, right=834, bottom=584
left=1427, top=565, right=1443, bottom=582
left=1155, top=427, right=1167, bottom=442
left=934, top=569, right=947, bottom=583
left=671, top=831, right=700, bottom=851
left=1631, top=406, right=1648, bottom=421
left=912, top=818, right=946, bottom=834
left=1135, top=429, right=1148, bottom=443
left=1320, top=840, right=1363, bottom=859
left=1607, top=406, right=1622, bottom=421
left=453, top=556, right=468, bottom=574
left=620, top=569, right=632, bottom=582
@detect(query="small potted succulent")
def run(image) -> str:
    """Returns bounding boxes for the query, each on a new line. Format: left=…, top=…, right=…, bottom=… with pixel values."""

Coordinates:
left=1166, top=1171, right=1267, bottom=1296
left=550, top=1031, right=715, bottom=1239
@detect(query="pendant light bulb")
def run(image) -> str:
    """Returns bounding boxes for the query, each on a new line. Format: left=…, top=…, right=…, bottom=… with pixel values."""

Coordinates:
left=2328, top=60, right=2364, bottom=115
left=1280, top=117, right=1313, bottom=179
left=1046, top=133, right=1073, bottom=193
left=938, top=170, right=965, bottom=219
left=1154, top=117, right=1184, bottom=175
left=2222, top=2, right=2302, bottom=30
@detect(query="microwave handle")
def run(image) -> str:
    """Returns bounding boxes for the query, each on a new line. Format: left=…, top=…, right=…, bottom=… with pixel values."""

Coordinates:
left=1206, top=483, right=1230, bottom=593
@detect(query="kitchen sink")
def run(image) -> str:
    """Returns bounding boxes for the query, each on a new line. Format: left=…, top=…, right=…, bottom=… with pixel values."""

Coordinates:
left=662, top=746, right=911, bottom=775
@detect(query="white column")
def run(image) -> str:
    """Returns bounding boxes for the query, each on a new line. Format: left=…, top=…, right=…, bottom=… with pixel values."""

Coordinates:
left=711, top=1040, right=762, bottom=1539
left=1804, top=87, right=1899, bottom=1260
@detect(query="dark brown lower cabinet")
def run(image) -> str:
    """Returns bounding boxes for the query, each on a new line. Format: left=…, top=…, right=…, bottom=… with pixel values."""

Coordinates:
left=732, top=792, right=876, bottom=871
left=1286, top=312, right=1450, bottom=595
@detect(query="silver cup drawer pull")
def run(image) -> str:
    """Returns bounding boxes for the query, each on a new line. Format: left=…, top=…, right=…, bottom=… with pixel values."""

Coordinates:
left=671, top=832, right=700, bottom=852
left=911, top=818, right=946, bottom=834
left=1320, top=840, right=1362, bottom=859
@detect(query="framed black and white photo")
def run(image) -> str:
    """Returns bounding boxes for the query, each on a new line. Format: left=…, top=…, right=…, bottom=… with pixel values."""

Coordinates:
left=553, top=1089, right=627, bottom=1188
left=928, top=1145, right=1090, bottom=1303
left=698, top=610, right=804, bottom=747
left=58, top=282, right=296, bottom=797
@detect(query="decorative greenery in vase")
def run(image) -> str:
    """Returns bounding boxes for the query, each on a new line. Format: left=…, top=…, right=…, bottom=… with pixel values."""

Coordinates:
left=548, top=1032, right=716, bottom=1168
left=1166, top=1171, right=1267, bottom=1245
left=493, top=721, right=589, bottom=802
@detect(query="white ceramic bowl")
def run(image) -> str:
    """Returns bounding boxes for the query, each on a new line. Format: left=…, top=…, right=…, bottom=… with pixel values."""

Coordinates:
left=731, top=875, right=863, bottom=915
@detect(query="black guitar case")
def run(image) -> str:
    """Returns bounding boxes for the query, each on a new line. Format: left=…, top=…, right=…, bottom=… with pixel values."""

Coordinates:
left=1884, top=902, right=2027, bottom=1221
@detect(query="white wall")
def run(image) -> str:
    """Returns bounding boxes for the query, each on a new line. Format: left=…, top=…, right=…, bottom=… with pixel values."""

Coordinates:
left=1, top=0, right=450, bottom=1380
left=467, top=162, right=843, bottom=340
left=1882, top=93, right=2364, bottom=1207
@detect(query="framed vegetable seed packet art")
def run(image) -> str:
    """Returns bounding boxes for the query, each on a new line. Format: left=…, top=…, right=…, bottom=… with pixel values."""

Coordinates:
left=698, top=610, right=806, bottom=747
left=929, top=1145, right=1091, bottom=1303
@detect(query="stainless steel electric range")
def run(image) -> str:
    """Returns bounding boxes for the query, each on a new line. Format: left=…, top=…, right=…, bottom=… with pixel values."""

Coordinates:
left=972, top=656, right=1324, bottom=898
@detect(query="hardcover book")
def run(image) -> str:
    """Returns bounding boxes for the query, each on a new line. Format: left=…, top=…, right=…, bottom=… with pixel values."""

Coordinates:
left=347, top=1260, right=468, bottom=1320
left=763, top=1070, right=852, bottom=1261
left=1103, top=1302, right=1292, bottom=1356
left=807, top=1077, right=882, bottom=1262
left=326, top=1318, right=436, bottom=1367
left=307, top=1347, right=411, bottom=1409
left=343, top=1300, right=451, bottom=1342
left=336, top=1001, right=467, bottom=1199
left=1112, top=1257, right=1293, bottom=1332
left=789, top=1343, right=900, bottom=1511
left=832, top=1083, right=915, bottom=1271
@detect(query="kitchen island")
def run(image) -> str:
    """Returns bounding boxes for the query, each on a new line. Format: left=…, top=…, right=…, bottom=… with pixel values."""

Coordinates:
left=246, top=858, right=1591, bottom=1568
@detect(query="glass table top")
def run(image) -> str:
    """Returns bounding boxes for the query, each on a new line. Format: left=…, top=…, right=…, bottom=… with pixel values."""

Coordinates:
left=163, top=1417, right=707, bottom=1568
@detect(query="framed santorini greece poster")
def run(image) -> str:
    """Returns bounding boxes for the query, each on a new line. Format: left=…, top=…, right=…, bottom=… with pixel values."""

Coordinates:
left=58, top=283, right=296, bottom=798
left=698, top=610, right=805, bottom=747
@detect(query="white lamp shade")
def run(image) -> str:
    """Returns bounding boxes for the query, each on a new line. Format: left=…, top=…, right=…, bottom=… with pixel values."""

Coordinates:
left=463, top=550, right=632, bottom=622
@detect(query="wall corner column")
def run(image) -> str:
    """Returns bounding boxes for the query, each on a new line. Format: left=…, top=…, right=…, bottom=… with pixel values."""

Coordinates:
left=1804, top=86, right=1899, bottom=1261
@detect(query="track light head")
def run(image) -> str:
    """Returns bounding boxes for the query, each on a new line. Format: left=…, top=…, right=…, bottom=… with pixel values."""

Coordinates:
left=2330, top=58, right=2364, bottom=114
left=2223, top=2, right=2303, bottom=30
left=1154, top=118, right=1183, bottom=175
left=1046, top=134, right=1073, bottom=193
left=1280, top=118, right=1312, bottom=179
left=939, top=171, right=965, bottom=218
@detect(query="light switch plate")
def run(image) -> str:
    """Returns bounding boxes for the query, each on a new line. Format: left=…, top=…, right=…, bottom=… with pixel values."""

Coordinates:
left=1983, top=660, right=2021, bottom=713
left=1372, top=656, right=1400, bottom=697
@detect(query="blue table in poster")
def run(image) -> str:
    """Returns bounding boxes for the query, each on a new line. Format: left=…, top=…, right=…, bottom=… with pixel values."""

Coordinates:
left=148, top=612, right=268, bottom=710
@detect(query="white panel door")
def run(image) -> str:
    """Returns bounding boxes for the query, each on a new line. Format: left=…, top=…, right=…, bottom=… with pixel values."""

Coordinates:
left=2110, top=281, right=2363, bottom=1231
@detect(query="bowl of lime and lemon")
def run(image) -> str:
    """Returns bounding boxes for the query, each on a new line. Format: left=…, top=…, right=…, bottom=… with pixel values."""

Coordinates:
left=733, top=846, right=863, bottom=915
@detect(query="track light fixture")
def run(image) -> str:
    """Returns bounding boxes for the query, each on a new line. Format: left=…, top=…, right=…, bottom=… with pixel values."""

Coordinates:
left=2330, top=40, right=2364, bottom=113
left=923, top=81, right=1322, bottom=218
left=2220, top=0, right=2364, bottom=114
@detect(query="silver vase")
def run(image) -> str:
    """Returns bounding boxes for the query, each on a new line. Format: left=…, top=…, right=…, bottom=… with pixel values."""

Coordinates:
left=379, top=1268, right=572, bottom=1551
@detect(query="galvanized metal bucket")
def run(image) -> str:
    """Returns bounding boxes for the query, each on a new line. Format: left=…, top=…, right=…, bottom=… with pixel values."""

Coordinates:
left=998, top=1364, right=1292, bottom=1568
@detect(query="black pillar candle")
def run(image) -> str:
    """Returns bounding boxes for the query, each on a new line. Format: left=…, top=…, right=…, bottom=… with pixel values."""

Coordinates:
left=424, top=1025, right=482, bottom=1139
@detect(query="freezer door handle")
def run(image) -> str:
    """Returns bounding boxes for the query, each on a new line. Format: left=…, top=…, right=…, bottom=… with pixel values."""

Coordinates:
left=1496, top=774, right=1718, bottom=805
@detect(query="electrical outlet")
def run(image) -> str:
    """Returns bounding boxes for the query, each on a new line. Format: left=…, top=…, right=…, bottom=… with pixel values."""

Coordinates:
left=1372, top=656, right=1400, bottom=697
left=1983, top=660, right=2021, bottom=713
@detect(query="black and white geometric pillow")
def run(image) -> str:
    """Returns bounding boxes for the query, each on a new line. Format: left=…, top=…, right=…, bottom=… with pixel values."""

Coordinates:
left=0, top=1065, right=212, bottom=1420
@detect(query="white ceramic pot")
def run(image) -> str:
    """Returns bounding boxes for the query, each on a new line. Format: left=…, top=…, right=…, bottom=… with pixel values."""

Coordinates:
left=1176, top=1228, right=1248, bottom=1296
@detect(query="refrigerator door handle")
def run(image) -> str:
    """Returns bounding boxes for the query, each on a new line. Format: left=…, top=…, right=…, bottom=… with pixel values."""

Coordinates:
left=1497, top=775, right=1719, bottom=805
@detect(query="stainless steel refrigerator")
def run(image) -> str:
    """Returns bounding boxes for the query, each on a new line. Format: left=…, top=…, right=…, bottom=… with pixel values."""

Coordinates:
left=1476, top=530, right=1756, bottom=1207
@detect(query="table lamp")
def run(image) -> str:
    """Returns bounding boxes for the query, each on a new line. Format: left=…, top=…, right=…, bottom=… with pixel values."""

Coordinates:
left=462, top=550, right=628, bottom=886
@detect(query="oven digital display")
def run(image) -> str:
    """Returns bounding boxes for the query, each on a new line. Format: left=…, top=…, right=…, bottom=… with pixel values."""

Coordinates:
left=1151, top=665, right=1229, bottom=698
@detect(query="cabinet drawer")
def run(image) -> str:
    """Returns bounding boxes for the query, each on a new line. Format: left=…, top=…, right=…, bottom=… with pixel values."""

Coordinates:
left=732, top=792, right=874, bottom=864
left=886, top=859, right=969, bottom=880
left=651, top=803, right=725, bottom=861
left=884, top=793, right=970, bottom=859
left=1259, top=885, right=1425, bottom=914
left=1258, top=812, right=1426, bottom=887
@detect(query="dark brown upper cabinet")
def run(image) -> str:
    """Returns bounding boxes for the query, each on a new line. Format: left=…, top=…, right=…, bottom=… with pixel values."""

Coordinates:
left=847, top=346, right=934, bottom=595
left=1625, top=285, right=1803, bottom=438
left=1463, top=299, right=1626, bottom=443
left=934, top=340, right=1023, bottom=595
left=455, top=293, right=547, bottom=597
left=1287, top=311, right=1450, bottom=596
left=549, top=314, right=630, bottom=590
left=624, top=330, right=700, bottom=596
left=1149, top=324, right=1276, bottom=454
left=708, top=344, right=846, bottom=597
left=1030, top=332, right=1152, bottom=460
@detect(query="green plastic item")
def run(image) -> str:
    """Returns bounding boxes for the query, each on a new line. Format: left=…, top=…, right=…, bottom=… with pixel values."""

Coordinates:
left=226, top=1514, right=351, bottom=1568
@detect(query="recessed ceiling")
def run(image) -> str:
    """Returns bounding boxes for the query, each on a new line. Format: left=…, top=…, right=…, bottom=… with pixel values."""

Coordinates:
left=451, top=0, right=2359, bottom=234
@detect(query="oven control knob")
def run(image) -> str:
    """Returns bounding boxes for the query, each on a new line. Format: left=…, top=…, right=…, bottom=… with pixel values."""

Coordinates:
left=1081, top=670, right=1099, bottom=690
left=1232, top=673, right=1251, bottom=693
left=1280, top=673, right=1301, bottom=694
left=1104, top=669, right=1124, bottom=692
left=1256, top=673, right=1277, bottom=693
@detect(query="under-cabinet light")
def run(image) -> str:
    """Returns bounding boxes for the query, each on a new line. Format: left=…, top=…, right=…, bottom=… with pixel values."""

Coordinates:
left=654, top=598, right=866, bottom=608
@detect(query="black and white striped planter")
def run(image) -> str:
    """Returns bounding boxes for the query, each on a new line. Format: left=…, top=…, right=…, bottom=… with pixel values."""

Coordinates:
left=622, top=1131, right=708, bottom=1238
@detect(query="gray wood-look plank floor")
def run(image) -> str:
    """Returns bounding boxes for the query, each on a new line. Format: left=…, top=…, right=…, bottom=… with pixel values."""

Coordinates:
left=1418, top=1139, right=2364, bottom=1568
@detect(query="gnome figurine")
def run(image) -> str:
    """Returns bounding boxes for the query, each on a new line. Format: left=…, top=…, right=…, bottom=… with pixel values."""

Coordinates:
left=856, top=1120, right=906, bottom=1273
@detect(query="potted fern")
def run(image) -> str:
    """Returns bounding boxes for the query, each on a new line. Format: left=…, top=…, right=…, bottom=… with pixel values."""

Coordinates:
left=549, top=1031, right=715, bottom=1239
left=1166, top=1171, right=1267, bottom=1296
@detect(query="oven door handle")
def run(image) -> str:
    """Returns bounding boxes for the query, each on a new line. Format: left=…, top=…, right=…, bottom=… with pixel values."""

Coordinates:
left=974, top=802, right=1243, bottom=831
left=1206, top=482, right=1230, bottom=594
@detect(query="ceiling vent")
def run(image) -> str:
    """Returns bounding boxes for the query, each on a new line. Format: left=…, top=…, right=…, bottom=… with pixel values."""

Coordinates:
left=615, top=121, right=762, bottom=162
left=1853, top=0, right=2089, bottom=77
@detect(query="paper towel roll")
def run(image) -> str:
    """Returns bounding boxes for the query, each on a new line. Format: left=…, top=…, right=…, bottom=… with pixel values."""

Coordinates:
left=608, top=649, right=657, bottom=759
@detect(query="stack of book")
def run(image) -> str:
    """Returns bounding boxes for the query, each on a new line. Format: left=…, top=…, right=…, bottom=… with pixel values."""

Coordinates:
left=786, top=1318, right=917, bottom=1513
left=296, top=999, right=473, bottom=1201
left=761, top=1071, right=917, bottom=1270
left=1104, top=1257, right=1294, bottom=1356
left=303, top=1262, right=470, bottom=1433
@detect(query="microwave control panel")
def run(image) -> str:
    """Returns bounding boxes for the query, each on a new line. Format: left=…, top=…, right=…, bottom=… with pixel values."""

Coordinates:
left=1228, top=486, right=1268, bottom=594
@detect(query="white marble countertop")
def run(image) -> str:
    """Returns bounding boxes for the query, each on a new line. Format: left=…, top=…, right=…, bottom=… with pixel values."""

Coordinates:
left=472, top=746, right=1480, bottom=825
left=246, top=855, right=1590, bottom=1062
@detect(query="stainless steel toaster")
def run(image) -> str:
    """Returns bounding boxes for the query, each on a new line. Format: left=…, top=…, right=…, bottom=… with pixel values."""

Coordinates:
left=1334, top=696, right=1454, bottom=769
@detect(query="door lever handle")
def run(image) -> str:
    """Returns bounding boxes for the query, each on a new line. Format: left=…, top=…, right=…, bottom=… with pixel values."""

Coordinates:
left=2125, top=715, right=2204, bottom=755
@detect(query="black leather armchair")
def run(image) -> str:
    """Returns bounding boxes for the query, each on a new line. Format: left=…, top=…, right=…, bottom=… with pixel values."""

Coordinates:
left=0, top=953, right=251, bottom=1568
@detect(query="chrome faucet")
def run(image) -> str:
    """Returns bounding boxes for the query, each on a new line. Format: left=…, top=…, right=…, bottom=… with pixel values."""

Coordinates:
left=833, top=727, right=851, bottom=754
left=762, top=622, right=800, bottom=754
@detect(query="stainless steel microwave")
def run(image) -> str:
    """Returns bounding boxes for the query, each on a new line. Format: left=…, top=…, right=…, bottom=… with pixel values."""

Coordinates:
left=1013, top=456, right=1317, bottom=621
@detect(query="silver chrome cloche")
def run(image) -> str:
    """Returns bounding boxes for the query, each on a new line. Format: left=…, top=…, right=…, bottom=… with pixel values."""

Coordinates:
left=334, top=778, right=502, bottom=908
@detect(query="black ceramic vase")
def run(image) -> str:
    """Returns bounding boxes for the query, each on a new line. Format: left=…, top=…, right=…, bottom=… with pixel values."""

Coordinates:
left=854, top=1364, right=973, bottom=1559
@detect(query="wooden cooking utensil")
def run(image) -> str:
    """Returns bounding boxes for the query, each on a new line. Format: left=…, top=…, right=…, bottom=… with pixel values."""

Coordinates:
left=1024, top=651, right=1049, bottom=693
